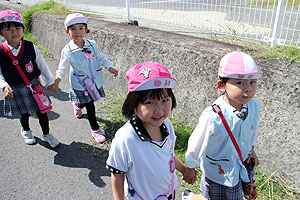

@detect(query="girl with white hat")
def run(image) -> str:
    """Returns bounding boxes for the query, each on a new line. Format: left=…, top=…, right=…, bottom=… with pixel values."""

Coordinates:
left=54, top=13, right=118, bottom=143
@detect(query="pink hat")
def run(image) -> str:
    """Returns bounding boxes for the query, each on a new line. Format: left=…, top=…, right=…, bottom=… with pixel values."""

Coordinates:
left=0, top=10, right=23, bottom=24
left=126, top=62, right=177, bottom=92
left=64, top=13, right=88, bottom=28
left=218, top=52, right=262, bottom=79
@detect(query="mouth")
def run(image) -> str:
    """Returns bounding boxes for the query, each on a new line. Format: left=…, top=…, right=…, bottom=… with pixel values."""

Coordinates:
left=152, top=116, right=164, bottom=121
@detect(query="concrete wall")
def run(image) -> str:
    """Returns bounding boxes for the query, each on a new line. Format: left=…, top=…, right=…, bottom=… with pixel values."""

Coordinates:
left=1, top=2, right=300, bottom=190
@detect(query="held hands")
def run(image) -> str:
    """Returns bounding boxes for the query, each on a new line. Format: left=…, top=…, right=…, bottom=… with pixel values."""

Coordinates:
left=51, top=78, right=61, bottom=93
left=47, top=83, right=56, bottom=92
left=247, top=148, right=260, bottom=167
left=3, top=85, right=13, bottom=98
left=109, top=67, right=118, bottom=77
left=182, top=167, right=198, bottom=185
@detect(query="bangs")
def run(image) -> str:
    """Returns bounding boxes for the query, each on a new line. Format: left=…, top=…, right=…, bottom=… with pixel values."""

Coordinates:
left=0, top=21, right=24, bottom=30
left=139, top=88, right=172, bottom=102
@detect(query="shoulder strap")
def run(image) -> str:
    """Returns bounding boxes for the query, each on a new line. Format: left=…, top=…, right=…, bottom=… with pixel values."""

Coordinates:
left=1, top=42, right=31, bottom=86
left=212, top=104, right=248, bottom=170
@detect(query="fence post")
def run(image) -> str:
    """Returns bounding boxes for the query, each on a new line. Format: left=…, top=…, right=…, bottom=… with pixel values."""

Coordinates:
left=125, top=0, right=131, bottom=23
left=271, top=0, right=284, bottom=47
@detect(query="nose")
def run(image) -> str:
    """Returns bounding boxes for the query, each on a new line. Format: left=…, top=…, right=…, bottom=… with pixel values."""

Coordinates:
left=153, top=102, right=163, bottom=113
left=244, top=82, right=252, bottom=93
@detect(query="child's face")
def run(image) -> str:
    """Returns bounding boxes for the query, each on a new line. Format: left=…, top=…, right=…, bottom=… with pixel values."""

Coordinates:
left=0, top=25, right=23, bottom=48
left=220, top=78, right=257, bottom=110
left=135, top=95, right=172, bottom=131
left=65, top=23, right=87, bottom=43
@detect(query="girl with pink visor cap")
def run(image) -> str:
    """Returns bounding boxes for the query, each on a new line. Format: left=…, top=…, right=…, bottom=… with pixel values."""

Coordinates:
left=106, top=62, right=197, bottom=200
left=183, top=52, right=262, bottom=200
left=0, top=10, right=59, bottom=148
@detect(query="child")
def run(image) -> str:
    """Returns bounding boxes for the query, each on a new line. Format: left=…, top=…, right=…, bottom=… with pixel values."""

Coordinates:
left=54, top=13, right=118, bottom=143
left=106, top=62, right=197, bottom=200
left=0, top=10, right=59, bottom=148
left=182, top=52, right=261, bottom=200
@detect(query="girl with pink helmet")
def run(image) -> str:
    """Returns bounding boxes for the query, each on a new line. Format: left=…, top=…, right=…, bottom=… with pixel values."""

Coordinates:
left=106, top=62, right=197, bottom=200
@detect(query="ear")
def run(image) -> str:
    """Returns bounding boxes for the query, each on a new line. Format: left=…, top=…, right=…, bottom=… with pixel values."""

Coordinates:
left=217, top=80, right=226, bottom=93
left=65, top=29, right=69, bottom=34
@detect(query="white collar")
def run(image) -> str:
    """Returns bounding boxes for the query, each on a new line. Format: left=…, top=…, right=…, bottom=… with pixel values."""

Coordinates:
left=67, top=38, right=93, bottom=53
left=6, top=40, right=22, bottom=56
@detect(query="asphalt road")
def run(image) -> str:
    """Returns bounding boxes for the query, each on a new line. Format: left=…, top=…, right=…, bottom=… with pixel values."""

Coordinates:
left=0, top=58, right=114, bottom=200
left=0, top=58, right=183, bottom=200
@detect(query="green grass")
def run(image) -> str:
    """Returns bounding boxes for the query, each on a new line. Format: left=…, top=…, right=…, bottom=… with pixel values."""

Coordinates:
left=95, top=94, right=300, bottom=199
left=246, top=0, right=300, bottom=9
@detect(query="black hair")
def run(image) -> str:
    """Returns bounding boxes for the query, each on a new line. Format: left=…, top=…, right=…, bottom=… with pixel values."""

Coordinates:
left=122, top=88, right=177, bottom=120
left=67, top=23, right=90, bottom=33
left=218, top=77, right=229, bottom=84
left=0, top=21, right=24, bottom=32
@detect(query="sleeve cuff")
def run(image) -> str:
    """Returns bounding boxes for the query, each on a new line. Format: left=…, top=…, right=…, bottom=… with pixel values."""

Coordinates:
left=106, top=164, right=125, bottom=174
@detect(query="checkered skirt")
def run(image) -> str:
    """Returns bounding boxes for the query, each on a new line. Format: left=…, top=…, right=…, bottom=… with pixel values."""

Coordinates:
left=4, top=78, right=51, bottom=117
left=200, top=174, right=243, bottom=200
left=69, top=86, right=105, bottom=104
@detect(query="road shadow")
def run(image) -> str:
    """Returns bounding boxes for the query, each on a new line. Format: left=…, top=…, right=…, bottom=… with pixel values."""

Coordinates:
left=47, top=87, right=70, bottom=101
left=36, top=138, right=110, bottom=187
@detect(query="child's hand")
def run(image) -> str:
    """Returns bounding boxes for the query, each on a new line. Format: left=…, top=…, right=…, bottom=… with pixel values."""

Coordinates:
left=182, top=167, right=198, bottom=184
left=3, top=85, right=13, bottom=98
left=53, top=78, right=61, bottom=93
left=248, top=148, right=260, bottom=167
left=47, top=84, right=56, bottom=92
left=109, top=67, right=118, bottom=77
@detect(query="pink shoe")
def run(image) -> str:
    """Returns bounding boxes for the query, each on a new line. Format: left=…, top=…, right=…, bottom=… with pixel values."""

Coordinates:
left=91, top=129, right=106, bottom=143
left=73, top=102, right=82, bottom=118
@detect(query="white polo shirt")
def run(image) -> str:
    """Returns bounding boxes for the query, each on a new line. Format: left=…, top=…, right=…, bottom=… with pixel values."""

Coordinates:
left=106, top=117, right=179, bottom=199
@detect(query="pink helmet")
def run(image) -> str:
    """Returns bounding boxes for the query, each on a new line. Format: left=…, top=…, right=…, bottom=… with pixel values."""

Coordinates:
left=218, top=52, right=262, bottom=79
left=126, top=62, right=177, bottom=92
left=0, top=10, right=23, bottom=24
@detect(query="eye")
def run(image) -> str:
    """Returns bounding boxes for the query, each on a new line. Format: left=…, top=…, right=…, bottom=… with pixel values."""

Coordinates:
left=236, top=81, right=244, bottom=85
left=162, top=98, right=170, bottom=103
left=144, top=100, right=154, bottom=105
left=250, top=80, right=256, bottom=84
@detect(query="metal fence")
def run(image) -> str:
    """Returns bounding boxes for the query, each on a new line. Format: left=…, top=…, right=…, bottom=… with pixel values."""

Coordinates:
left=20, top=0, right=300, bottom=47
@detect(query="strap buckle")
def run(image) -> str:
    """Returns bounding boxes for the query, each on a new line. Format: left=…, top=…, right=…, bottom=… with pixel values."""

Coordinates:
left=212, top=104, right=221, bottom=113
left=12, top=60, right=18, bottom=65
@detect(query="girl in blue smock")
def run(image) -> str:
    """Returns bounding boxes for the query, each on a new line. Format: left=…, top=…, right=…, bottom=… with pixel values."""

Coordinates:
left=54, top=13, right=118, bottom=143
left=183, top=52, right=262, bottom=200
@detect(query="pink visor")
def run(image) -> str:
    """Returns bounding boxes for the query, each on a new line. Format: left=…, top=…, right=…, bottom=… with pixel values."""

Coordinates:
left=126, top=62, right=177, bottom=92
left=218, top=52, right=262, bottom=79
left=0, top=10, right=23, bottom=24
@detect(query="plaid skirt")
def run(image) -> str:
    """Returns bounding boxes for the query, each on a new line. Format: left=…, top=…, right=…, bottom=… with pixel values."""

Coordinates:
left=4, top=78, right=51, bottom=117
left=69, top=86, right=105, bottom=104
left=200, top=174, right=243, bottom=200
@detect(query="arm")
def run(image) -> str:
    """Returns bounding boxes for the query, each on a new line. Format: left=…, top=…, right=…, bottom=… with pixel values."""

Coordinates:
left=34, top=45, right=54, bottom=88
left=53, top=51, right=70, bottom=92
left=0, top=66, right=10, bottom=93
left=175, top=155, right=197, bottom=184
left=95, top=45, right=114, bottom=70
left=111, top=173, right=125, bottom=200
left=185, top=111, right=214, bottom=168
